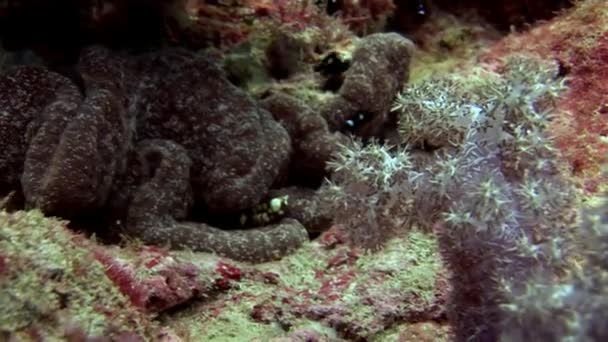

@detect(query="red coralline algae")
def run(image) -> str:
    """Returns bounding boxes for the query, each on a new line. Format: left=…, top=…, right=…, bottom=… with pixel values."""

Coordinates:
left=141, top=266, right=203, bottom=312
left=318, top=225, right=349, bottom=249
left=93, top=247, right=209, bottom=312
left=481, top=0, right=608, bottom=192
left=325, top=248, right=360, bottom=268
left=93, top=249, right=148, bottom=308
left=215, top=261, right=243, bottom=291
left=216, top=261, right=242, bottom=281
left=318, top=270, right=357, bottom=300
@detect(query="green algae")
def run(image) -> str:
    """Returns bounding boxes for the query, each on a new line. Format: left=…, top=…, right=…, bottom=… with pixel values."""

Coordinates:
left=0, top=210, right=152, bottom=340
left=356, top=231, right=441, bottom=304
left=163, top=231, right=445, bottom=340
left=192, top=299, right=284, bottom=341
left=258, top=243, right=327, bottom=292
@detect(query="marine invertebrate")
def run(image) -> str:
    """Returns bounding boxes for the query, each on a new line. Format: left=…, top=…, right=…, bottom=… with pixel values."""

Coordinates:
left=123, top=139, right=308, bottom=262
left=328, top=56, right=579, bottom=340
left=0, top=66, right=77, bottom=193
left=498, top=183, right=608, bottom=341
left=261, top=92, right=348, bottom=186
left=22, top=55, right=131, bottom=217
left=0, top=45, right=315, bottom=262
left=130, top=48, right=292, bottom=215
left=321, top=32, right=412, bottom=139
left=482, top=0, right=608, bottom=191
left=328, top=140, right=426, bottom=250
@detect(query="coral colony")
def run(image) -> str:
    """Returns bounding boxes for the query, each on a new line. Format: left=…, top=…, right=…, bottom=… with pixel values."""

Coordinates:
left=1, top=0, right=607, bottom=341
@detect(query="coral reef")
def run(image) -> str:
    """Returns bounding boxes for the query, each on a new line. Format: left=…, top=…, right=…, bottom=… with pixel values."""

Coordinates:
left=1, top=0, right=606, bottom=340
left=0, top=210, right=154, bottom=340
left=482, top=0, right=608, bottom=192
left=0, top=207, right=447, bottom=340
left=169, top=0, right=355, bottom=50
left=328, top=52, right=593, bottom=341
left=166, top=228, right=447, bottom=341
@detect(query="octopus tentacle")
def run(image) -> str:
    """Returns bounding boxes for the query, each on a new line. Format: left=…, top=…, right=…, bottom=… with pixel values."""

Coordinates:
left=125, top=140, right=308, bottom=262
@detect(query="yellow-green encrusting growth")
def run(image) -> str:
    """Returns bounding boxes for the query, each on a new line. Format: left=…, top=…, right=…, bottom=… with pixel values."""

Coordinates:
left=0, top=210, right=153, bottom=340
left=165, top=231, right=445, bottom=340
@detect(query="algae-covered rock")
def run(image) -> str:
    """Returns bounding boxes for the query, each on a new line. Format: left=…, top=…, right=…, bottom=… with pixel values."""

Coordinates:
left=0, top=210, right=153, bottom=340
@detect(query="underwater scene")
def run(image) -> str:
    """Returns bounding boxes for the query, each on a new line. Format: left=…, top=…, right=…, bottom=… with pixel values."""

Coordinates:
left=0, top=0, right=607, bottom=341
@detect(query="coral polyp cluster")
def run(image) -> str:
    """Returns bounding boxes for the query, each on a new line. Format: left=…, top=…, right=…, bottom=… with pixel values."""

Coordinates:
left=328, top=51, right=606, bottom=341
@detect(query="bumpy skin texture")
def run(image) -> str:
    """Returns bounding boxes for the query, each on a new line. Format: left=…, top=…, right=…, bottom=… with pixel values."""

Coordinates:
left=321, top=33, right=412, bottom=139
left=22, top=46, right=133, bottom=217
left=124, top=140, right=307, bottom=262
left=132, top=50, right=292, bottom=214
left=23, top=77, right=131, bottom=217
left=261, top=92, right=348, bottom=186
left=0, top=67, right=76, bottom=192
left=0, top=46, right=306, bottom=262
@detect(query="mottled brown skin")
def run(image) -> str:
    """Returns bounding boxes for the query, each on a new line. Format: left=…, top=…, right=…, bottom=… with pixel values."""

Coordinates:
left=261, top=92, right=349, bottom=186
left=0, top=66, right=77, bottom=192
left=0, top=32, right=412, bottom=262
left=23, top=79, right=131, bottom=217
left=321, top=33, right=412, bottom=139
left=0, top=47, right=306, bottom=262
left=131, top=49, right=292, bottom=214
left=123, top=140, right=308, bottom=262
left=44, top=46, right=293, bottom=221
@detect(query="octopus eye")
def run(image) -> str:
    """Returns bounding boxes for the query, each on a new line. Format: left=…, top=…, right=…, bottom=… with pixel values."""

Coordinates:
left=417, top=1, right=427, bottom=15
left=342, top=111, right=372, bottom=132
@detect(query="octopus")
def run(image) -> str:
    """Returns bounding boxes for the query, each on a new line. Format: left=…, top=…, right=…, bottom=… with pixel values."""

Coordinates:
left=0, top=33, right=411, bottom=262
